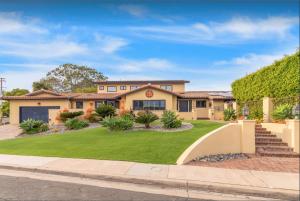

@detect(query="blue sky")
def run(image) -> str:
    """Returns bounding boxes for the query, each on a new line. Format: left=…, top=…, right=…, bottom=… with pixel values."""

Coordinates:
left=0, top=0, right=299, bottom=91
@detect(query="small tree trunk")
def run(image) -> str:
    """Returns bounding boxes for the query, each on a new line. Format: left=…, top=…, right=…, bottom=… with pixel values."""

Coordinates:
left=145, top=123, right=150, bottom=128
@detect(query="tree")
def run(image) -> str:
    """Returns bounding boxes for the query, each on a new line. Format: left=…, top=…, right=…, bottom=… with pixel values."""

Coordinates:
left=0, top=102, right=9, bottom=117
left=32, top=78, right=54, bottom=91
left=5, top=88, right=29, bottom=96
left=73, top=86, right=98, bottom=93
left=35, top=64, right=107, bottom=92
left=1, top=88, right=29, bottom=117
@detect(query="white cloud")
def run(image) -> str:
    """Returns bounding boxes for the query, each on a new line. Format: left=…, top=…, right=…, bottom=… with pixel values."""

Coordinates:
left=2, top=70, right=46, bottom=90
left=117, top=58, right=174, bottom=72
left=0, top=12, right=47, bottom=35
left=214, top=50, right=296, bottom=70
left=0, top=39, right=87, bottom=59
left=119, top=5, right=147, bottom=17
left=94, top=33, right=128, bottom=53
left=129, top=16, right=299, bottom=44
left=214, top=16, right=299, bottom=39
left=0, top=63, right=55, bottom=70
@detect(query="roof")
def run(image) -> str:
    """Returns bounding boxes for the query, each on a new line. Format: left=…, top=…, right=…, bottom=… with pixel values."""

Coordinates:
left=1, top=89, right=233, bottom=101
left=73, top=93, right=121, bottom=100
left=114, top=84, right=182, bottom=98
left=180, top=91, right=234, bottom=100
left=94, top=80, right=190, bottom=85
left=25, top=89, right=62, bottom=97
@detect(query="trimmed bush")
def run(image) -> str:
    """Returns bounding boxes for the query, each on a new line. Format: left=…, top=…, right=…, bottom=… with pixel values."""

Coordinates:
left=231, top=51, right=299, bottom=120
left=223, top=109, right=237, bottom=121
left=20, top=119, right=49, bottom=134
left=272, top=103, right=293, bottom=120
left=60, top=111, right=84, bottom=122
left=232, top=51, right=300, bottom=102
left=65, top=118, right=89, bottom=130
left=161, top=110, right=182, bottom=129
left=135, top=110, right=158, bottom=128
left=102, top=116, right=134, bottom=131
left=95, top=104, right=116, bottom=118
left=86, top=113, right=102, bottom=123
left=120, top=110, right=135, bottom=121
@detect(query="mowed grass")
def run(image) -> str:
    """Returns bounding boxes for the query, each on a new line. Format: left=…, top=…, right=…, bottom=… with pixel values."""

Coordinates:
left=0, top=121, right=223, bottom=164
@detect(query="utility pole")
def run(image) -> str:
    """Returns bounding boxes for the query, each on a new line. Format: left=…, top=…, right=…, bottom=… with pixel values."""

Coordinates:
left=0, top=77, right=4, bottom=125
left=0, top=77, right=5, bottom=96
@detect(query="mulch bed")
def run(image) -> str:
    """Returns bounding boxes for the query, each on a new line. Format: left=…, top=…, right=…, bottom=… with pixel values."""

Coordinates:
left=131, top=122, right=193, bottom=132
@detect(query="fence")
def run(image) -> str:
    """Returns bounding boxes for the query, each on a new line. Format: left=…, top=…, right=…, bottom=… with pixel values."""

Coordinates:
left=237, top=99, right=263, bottom=120
left=237, top=96, right=299, bottom=122
left=272, top=96, right=299, bottom=109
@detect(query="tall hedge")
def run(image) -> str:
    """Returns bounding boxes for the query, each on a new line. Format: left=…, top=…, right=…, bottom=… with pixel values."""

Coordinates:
left=232, top=51, right=300, bottom=103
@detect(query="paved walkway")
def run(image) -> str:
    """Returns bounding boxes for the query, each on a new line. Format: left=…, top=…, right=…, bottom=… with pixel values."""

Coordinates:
left=189, top=155, right=300, bottom=173
left=0, top=125, right=22, bottom=140
left=0, top=154, right=299, bottom=197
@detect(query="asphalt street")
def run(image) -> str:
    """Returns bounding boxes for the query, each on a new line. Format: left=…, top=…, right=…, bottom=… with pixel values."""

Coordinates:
left=0, top=175, right=202, bottom=201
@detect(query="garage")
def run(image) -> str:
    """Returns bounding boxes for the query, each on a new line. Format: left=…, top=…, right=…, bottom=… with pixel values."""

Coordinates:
left=19, top=106, right=60, bottom=123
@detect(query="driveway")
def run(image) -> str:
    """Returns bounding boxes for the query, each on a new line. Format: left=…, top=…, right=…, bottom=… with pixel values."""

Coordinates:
left=0, top=125, right=22, bottom=140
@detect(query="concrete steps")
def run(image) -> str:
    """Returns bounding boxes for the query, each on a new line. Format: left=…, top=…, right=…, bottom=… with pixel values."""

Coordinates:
left=255, top=124, right=300, bottom=158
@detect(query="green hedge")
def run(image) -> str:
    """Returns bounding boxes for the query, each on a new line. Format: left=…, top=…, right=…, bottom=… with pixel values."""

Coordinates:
left=232, top=51, right=300, bottom=102
left=231, top=51, right=299, bottom=120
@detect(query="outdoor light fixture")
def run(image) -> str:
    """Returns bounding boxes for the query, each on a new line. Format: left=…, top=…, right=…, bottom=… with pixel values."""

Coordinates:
left=292, top=103, right=300, bottom=119
left=242, top=104, right=249, bottom=120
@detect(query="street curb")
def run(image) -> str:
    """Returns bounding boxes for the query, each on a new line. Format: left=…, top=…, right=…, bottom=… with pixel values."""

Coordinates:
left=0, top=165, right=299, bottom=201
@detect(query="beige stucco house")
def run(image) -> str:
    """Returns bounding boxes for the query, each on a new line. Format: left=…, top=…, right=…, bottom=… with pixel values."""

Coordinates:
left=2, top=80, right=234, bottom=125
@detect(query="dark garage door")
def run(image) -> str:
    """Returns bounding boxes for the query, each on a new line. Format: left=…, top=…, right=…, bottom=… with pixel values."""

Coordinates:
left=19, top=106, right=60, bottom=123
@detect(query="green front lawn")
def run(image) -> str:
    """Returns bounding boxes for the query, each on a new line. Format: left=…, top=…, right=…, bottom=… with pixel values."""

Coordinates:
left=0, top=121, right=223, bottom=164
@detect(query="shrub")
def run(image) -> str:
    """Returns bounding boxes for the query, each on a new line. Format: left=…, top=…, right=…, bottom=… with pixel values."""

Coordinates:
left=20, top=119, right=49, bottom=134
left=232, top=51, right=300, bottom=103
left=60, top=111, right=84, bottom=122
left=161, top=110, right=182, bottom=129
left=86, top=113, right=102, bottom=123
left=120, top=110, right=135, bottom=121
left=102, top=116, right=133, bottom=131
left=223, top=109, right=237, bottom=121
left=65, top=118, right=89, bottom=130
left=135, top=110, right=158, bottom=128
left=272, top=104, right=293, bottom=120
left=95, top=104, right=116, bottom=118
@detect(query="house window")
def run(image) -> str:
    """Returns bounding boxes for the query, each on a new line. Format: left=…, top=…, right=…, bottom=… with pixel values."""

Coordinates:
left=133, top=100, right=166, bottom=110
left=160, top=85, right=173, bottom=91
left=130, top=86, right=139, bottom=90
left=95, top=101, right=105, bottom=109
left=107, top=86, right=117, bottom=92
left=76, top=101, right=83, bottom=109
left=178, top=100, right=192, bottom=112
left=99, top=86, right=104, bottom=90
left=107, top=100, right=116, bottom=107
left=120, top=86, right=126, bottom=90
left=196, top=100, right=206, bottom=108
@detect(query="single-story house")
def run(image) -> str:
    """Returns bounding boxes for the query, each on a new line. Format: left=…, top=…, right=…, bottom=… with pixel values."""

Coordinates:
left=2, top=80, right=235, bottom=125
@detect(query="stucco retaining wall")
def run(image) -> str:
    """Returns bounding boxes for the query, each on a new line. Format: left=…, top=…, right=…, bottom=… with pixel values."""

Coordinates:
left=261, top=120, right=299, bottom=153
left=177, top=120, right=256, bottom=165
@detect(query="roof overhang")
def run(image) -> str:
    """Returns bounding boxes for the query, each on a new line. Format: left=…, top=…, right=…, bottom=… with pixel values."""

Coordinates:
left=115, top=84, right=183, bottom=98
left=94, top=80, right=190, bottom=85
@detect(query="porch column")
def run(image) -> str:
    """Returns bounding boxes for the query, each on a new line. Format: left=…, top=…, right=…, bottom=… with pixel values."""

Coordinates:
left=286, top=120, right=300, bottom=153
left=238, top=120, right=256, bottom=153
left=263, top=97, right=273, bottom=123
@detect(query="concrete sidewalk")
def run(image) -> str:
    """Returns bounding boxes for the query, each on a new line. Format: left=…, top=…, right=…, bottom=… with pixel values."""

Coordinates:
left=0, top=154, right=299, bottom=199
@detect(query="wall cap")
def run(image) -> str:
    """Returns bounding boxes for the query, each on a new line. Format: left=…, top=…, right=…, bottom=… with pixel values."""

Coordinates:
left=238, top=120, right=256, bottom=124
left=285, top=119, right=300, bottom=122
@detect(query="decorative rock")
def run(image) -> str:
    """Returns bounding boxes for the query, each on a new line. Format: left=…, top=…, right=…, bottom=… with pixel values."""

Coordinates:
left=193, top=153, right=249, bottom=163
